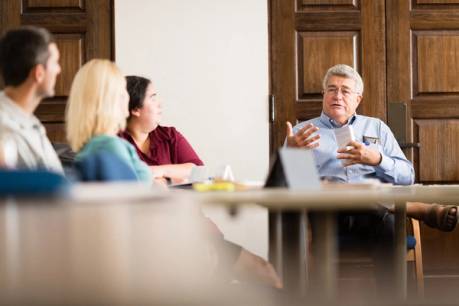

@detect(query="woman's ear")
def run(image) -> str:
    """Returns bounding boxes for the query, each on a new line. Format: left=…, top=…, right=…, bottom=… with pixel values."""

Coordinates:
left=130, top=108, right=141, bottom=117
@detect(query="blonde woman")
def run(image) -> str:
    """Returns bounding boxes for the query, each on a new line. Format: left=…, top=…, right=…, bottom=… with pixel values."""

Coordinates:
left=66, top=59, right=151, bottom=182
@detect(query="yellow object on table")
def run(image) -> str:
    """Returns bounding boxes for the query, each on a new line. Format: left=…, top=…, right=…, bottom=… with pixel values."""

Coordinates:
left=192, top=181, right=236, bottom=192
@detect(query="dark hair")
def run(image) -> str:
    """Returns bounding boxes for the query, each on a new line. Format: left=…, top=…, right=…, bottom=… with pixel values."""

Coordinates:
left=0, top=26, right=54, bottom=86
left=126, top=75, right=151, bottom=113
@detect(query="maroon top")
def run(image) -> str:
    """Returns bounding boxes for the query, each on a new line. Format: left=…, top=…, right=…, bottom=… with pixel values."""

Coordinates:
left=120, top=126, right=241, bottom=262
left=119, top=126, right=203, bottom=166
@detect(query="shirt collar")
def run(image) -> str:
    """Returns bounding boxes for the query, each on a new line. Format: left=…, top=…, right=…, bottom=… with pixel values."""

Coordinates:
left=0, top=91, right=42, bottom=130
left=320, top=112, right=357, bottom=128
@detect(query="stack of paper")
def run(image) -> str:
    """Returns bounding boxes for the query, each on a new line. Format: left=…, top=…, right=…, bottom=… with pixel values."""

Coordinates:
left=334, top=125, right=355, bottom=150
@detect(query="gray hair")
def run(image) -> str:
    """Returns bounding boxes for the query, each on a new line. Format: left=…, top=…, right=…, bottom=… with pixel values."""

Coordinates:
left=322, top=64, right=364, bottom=95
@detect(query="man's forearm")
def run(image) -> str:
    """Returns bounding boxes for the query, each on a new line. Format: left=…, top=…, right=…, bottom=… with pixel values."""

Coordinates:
left=376, top=155, right=415, bottom=185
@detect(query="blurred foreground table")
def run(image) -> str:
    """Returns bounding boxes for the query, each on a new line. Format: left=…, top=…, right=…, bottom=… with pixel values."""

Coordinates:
left=0, top=183, right=222, bottom=305
left=2, top=182, right=458, bottom=304
left=198, top=183, right=459, bottom=301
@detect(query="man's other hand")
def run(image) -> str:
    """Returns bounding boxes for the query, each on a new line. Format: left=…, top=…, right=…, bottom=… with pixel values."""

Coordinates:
left=337, top=140, right=382, bottom=166
left=286, top=121, right=320, bottom=149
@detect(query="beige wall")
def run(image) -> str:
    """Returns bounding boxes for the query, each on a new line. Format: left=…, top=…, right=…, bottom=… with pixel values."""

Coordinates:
left=114, top=0, right=269, bottom=258
left=115, top=0, right=269, bottom=182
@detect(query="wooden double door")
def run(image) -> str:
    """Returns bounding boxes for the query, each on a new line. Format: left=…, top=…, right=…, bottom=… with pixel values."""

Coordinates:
left=0, top=0, right=114, bottom=143
left=270, top=0, right=459, bottom=274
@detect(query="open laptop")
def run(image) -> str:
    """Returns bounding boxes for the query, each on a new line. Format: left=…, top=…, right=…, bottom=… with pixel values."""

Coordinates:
left=264, top=147, right=320, bottom=190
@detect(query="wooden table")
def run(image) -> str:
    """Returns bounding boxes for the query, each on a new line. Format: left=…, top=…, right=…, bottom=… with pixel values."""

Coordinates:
left=2, top=182, right=458, bottom=303
left=0, top=183, right=221, bottom=305
left=198, top=184, right=459, bottom=301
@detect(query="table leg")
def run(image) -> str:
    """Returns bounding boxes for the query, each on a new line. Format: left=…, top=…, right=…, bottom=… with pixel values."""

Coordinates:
left=268, top=210, right=308, bottom=296
left=268, top=211, right=283, bottom=278
left=394, top=200, right=407, bottom=300
left=310, top=211, right=337, bottom=300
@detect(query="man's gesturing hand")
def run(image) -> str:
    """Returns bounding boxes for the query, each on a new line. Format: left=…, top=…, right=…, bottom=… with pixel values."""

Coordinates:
left=286, top=121, right=320, bottom=149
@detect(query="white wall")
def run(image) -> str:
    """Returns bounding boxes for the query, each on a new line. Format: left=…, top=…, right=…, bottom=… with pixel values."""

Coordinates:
left=115, top=1, right=269, bottom=258
left=115, top=0, right=269, bottom=182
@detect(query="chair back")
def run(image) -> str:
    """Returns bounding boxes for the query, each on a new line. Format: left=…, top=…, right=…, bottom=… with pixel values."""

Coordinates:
left=75, top=151, right=137, bottom=182
left=0, top=169, right=69, bottom=196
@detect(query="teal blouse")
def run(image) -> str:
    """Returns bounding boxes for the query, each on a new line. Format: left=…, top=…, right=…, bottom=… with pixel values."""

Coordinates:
left=76, top=135, right=152, bottom=182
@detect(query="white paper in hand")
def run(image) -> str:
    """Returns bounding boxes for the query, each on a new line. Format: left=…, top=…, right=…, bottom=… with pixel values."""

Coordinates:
left=334, top=125, right=355, bottom=150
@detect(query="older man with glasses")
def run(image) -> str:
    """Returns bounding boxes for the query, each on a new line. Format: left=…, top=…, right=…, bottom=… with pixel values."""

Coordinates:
left=286, top=64, right=413, bottom=183
left=286, top=64, right=457, bottom=231
left=284, top=64, right=457, bottom=287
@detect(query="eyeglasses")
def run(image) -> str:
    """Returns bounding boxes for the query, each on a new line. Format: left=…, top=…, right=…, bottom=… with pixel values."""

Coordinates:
left=324, top=86, right=359, bottom=98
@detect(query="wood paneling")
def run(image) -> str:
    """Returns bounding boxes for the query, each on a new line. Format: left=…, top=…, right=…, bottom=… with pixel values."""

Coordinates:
left=25, top=0, right=84, bottom=9
left=272, top=0, right=459, bottom=276
left=412, top=98, right=459, bottom=118
left=411, top=11, right=459, bottom=29
left=35, top=101, right=66, bottom=122
left=298, top=32, right=357, bottom=98
left=270, top=0, right=296, bottom=154
left=413, top=0, right=459, bottom=10
left=415, top=32, right=459, bottom=94
left=270, top=0, right=385, bottom=152
left=387, top=1, right=459, bottom=176
left=387, top=0, right=459, bottom=275
left=54, top=34, right=83, bottom=96
left=295, top=12, right=361, bottom=31
left=297, top=0, right=359, bottom=10
left=0, top=1, right=21, bottom=32
left=85, top=1, right=114, bottom=60
left=360, top=0, right=386, bottom=121
left=20, top=13, right=86, bottom=32
left=301, top=0, right=356, bottom=4
left=0, top=0, right=113, bottom=143
left=416, top=120, right=459, bottom=182
left=421, top=221, right=459, bottom=273
left=416, top=0, right=459, bottom=4
left=295, top=101, right=323, bottom=122
left=387, top=0, right=413, bottom=160
left=44, top=123, right=67, bottom=143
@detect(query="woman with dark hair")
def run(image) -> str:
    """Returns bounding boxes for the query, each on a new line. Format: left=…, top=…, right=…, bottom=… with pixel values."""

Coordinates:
left=119, top=76, right=202, bottom=182
left=120, top=75, right=282, bottom=289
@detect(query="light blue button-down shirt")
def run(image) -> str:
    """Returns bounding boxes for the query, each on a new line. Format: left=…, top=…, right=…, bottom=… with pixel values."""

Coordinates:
left=292, top=112, right=414, bottom=185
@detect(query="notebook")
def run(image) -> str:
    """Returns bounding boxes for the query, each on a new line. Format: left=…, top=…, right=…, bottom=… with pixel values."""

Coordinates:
left=169, top=166, right=208, bottom=189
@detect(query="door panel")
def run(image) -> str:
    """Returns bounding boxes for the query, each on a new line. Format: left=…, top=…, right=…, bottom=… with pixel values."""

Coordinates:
left=387, top=1, right=459, bottom=181
left=415, top=0, right=459, bottom=5
left=415, top=32, right=459, bottom=94
left=0, top=0, right=113, bottom=143
left=298, top=32, right=358, bottom=97
left=25, top=0, right=84, bottom=9
left=417, top=120, right=459, bottom=182
left=271, top=0, right=459, bottom=278
left=54, top=34, right=84, bottom=96
left=270, top=0, right=385, bottom=151
left=298, top=0, right=359, bottom=9
left=387, top=0, right=459, bottom=274
left=45, top=123, right=67, bottom=143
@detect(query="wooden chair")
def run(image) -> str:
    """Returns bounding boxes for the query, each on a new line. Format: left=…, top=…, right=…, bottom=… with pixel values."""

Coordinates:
left=336, top=217, right=424, bottom=298
left=406, top=218, right=424, bottom=297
